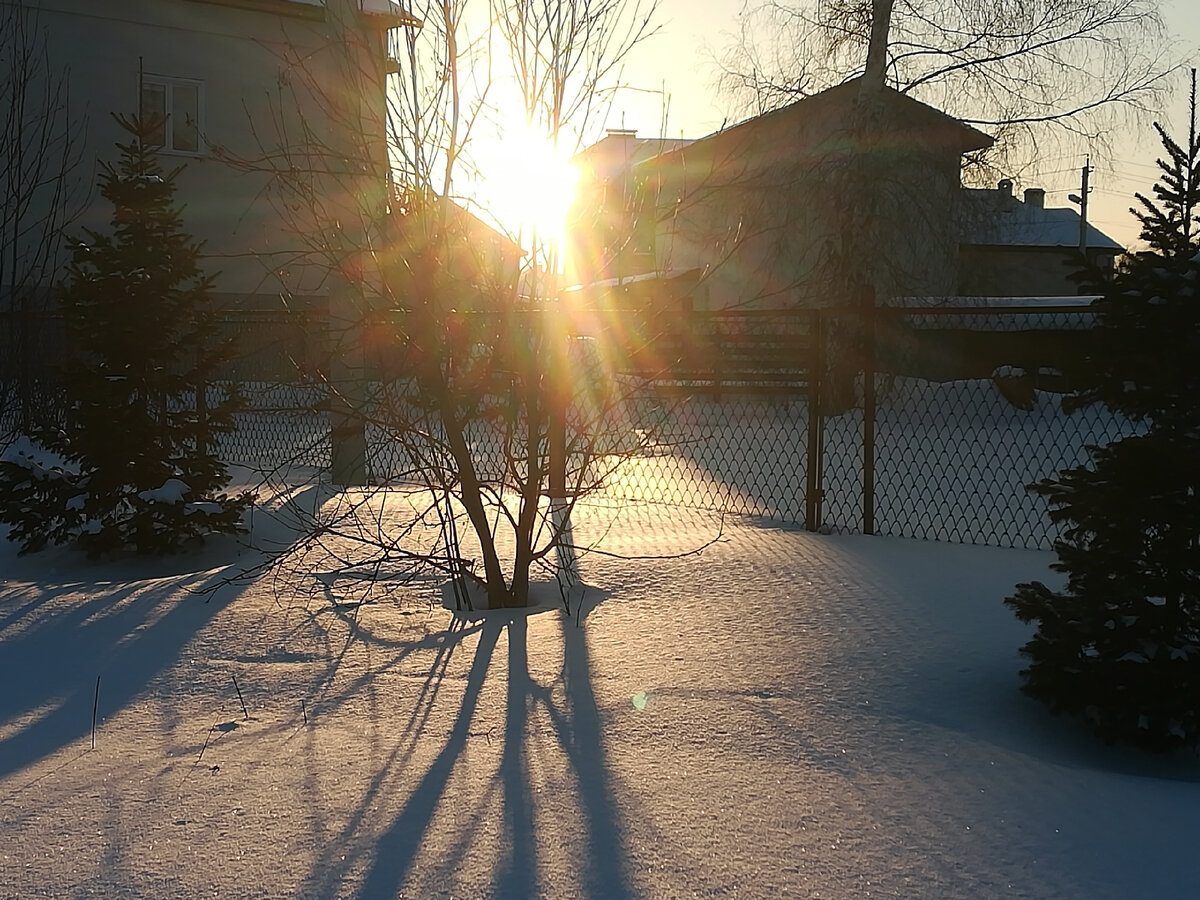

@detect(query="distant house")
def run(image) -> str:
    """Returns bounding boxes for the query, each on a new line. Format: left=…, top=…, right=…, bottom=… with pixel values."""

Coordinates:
left=567, top=81, right=1129, bottom=316
left=567, top=77, right=994, bottom=311
left=958, top=180, right=1124, bottom=297
left=385, top=190, right=525, bottom=306
left=567, top=130, right=695, bottom=286
left=2, top=0, right=418, bottom=311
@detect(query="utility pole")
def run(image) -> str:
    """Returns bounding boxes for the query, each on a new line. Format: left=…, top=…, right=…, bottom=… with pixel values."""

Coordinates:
left=1069, top=156, right=1092, bottom=255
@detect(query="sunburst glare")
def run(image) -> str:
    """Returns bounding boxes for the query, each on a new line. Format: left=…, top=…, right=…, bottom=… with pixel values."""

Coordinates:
left=472, top=122, right=579, bottom=258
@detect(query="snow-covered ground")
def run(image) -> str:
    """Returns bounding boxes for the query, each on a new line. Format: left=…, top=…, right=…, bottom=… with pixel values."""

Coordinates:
left=2, top=483, right=1198, bottom=899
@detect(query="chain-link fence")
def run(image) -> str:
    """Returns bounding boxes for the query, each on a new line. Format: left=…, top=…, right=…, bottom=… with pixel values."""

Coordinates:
left=2, top=303, right=1138, bottom=550
left=862, top=304, right=1141, bottom=547
left=0, top=310, right=333, bottom=469
left=578, top=302, right=1138, bottom=549
left=579, top=308, right=813, bottom=521
left=0, top=310, right=67, bottom=441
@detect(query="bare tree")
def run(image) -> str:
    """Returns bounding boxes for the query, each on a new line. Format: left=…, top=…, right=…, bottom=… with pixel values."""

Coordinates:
left=0, top=0, right=86, bottom=436
left=226, top=0, right=665, bottom=609
left=716, top=0, right=1179, bottom=177
left=383, top=0, right=665, bottom=608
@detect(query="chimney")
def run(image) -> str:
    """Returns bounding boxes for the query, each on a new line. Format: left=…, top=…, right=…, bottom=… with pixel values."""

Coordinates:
left=606, top=128, right=637, bottom=139
left=1024, top=187, right=1046, bottom=209
left=997, top=178, right=1013, bottom=196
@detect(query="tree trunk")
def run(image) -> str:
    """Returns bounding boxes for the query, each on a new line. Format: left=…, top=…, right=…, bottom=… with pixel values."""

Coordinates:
left=861, top=0, right=894, bottom=97
left=442, top=407, right=511, bottom=607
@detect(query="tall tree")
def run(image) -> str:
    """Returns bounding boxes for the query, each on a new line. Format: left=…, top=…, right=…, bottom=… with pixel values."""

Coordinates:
left=717, top=0, right=1177, bottom=174
left=0, top=114, right=253, bottom=556
left=1005, top=72, right=1200, bottom=753
left=232, top=0, right=662, bottom=608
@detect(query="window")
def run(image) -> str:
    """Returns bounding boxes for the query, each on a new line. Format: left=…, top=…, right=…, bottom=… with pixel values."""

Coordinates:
left=140, top=76, right=203, bottom=154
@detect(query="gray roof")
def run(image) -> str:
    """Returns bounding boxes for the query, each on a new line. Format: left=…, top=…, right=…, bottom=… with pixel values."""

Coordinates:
left=960, top=187, right=1123, bottom=251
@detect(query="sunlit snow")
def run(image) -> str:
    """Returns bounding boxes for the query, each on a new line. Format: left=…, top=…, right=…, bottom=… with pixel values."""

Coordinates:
left=1, top=477, right=1197, bottom=899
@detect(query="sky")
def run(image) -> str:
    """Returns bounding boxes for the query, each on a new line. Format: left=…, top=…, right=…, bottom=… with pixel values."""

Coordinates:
left=595, top=0, right=1200, bottom=249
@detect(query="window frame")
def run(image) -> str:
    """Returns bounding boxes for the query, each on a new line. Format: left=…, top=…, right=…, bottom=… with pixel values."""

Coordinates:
left=139, top=74, right=206, bottom=157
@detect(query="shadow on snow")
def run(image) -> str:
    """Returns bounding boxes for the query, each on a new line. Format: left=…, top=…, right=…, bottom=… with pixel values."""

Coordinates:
left=297, top=586, right=635, bottom=900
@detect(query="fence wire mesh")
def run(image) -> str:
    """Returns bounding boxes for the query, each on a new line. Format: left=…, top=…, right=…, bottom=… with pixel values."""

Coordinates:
left=862, top=305, right=1141, bottom=548
left=1, top=304, right=1140, bottom=550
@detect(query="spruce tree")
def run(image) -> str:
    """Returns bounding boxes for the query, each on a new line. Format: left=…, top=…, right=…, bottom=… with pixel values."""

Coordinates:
left=0, top=114, right=253, bottom=555
left=1006, top=73, right=1200, bottom=752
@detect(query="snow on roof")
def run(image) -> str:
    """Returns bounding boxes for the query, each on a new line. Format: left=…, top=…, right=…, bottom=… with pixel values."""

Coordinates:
left=961, top=187, right=1123, bottom=251
left=562, top=267, right=702, bottom=293
left=285, top=0, right=418, bottom=22
left=889, top=296, right=1099, bottom=331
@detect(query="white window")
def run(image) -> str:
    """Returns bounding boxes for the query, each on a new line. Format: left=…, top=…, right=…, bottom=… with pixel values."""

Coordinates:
left=140, top=76, right=203, bottom=154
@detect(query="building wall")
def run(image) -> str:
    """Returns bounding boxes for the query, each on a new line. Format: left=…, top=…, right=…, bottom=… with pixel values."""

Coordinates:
left=643, top=98, right=967, bottom=309
left=566, top=134, right=674, bottom=287
left=5, top=0, right=392, bottom=307
left=958, top=245, right=1117, bottom=297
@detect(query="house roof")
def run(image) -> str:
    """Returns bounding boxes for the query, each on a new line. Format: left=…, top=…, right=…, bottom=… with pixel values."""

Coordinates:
left=573, top=78, right=993, bottom=186
left=449, top=202, right=526, bottom=259
left=633, top=77, right=993, bottom=170
left=571, top=131, right=694, bottom=181
left=563, top=267, right=702, bottom=293
left=283, top=0, right=421, bottom=27
left=391, top=187, right=526, bottom=259
left=960, top=186, right=1124, bottom=252
left=737, top=77, right=989, bottom=148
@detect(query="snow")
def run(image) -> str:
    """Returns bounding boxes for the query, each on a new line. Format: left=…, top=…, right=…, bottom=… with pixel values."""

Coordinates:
left=2, top=436, right=74, bottom=481
left=137, top=478, right=190, bottom=504
left=992, top=365, right=1026, bottom=378
left=2, top=483, right=1198, bottom=899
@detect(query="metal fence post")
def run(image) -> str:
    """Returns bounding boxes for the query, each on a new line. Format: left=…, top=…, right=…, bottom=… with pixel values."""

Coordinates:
left=805, top=309, right=825, bottom=532
left=547, top=305, right=568, bottom=500
left=861, top=287, right=876, bottom=536
left=196, top=378, right=209, bottom=456
left=328, top=295, right=368, bottom=487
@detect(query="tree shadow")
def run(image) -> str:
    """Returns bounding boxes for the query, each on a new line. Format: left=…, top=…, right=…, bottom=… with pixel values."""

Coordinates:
left=554, top=603, right=636, bottom=899
left=0, top=480, right=328, bottom=783
left=315, top=578, right=634, bottom=900
left=0, top=561, right=249, bottom=782
left=321, top=617, right=502, bottom=899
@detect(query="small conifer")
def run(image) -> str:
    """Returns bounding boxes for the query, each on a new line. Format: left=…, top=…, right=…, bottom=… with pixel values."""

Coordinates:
left=0, top=114, right=253, bottom=555
left=1006, top=73, right=1200, bottom=752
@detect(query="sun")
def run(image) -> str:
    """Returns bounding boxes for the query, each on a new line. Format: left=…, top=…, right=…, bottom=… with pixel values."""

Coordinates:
left=473, top=123, right=579, bottom=253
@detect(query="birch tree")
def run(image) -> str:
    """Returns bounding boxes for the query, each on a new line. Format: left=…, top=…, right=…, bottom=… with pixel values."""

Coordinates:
left=717, top=0, right=1178, bottom=174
